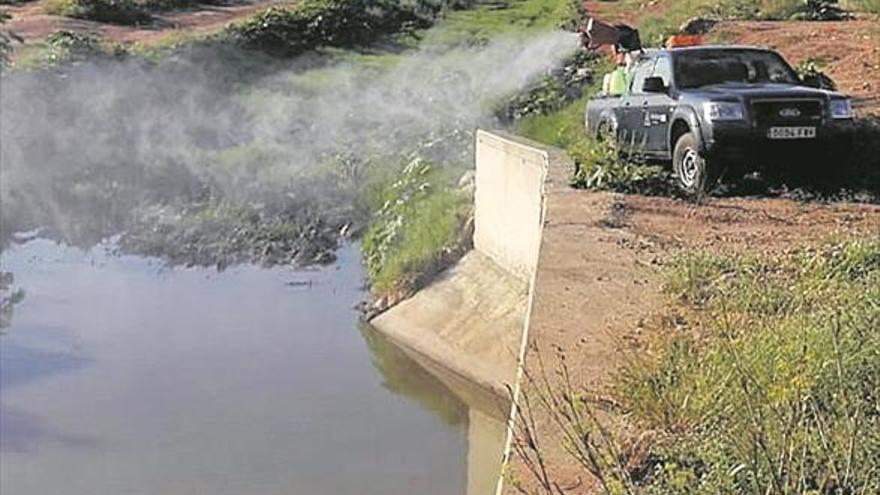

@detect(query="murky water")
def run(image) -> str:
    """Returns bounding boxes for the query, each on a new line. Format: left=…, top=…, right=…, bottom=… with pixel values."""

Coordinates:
left=0, top=239, right=499, bottom=495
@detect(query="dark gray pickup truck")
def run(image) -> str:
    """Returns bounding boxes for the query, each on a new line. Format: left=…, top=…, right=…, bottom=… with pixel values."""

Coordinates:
left=585, top=46, right=856, bottom=195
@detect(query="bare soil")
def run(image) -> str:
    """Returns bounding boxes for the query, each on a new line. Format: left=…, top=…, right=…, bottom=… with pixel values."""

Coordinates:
left=713, top=18, right=880, bottom=116
left=3, top=0, right=290, bottom=47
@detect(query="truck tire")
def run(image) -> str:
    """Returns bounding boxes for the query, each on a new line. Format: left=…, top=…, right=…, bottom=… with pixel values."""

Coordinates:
left=673, top=132, right=720, bottom=197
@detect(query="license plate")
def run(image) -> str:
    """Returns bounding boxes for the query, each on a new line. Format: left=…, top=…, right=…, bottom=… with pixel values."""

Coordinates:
left=767, top=127, right=816, bottom=139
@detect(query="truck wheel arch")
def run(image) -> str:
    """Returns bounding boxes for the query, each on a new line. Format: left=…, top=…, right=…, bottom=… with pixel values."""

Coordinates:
left=669, top=107, right=703, bottom=153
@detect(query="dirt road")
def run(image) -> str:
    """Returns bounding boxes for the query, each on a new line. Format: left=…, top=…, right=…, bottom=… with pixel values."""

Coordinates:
left=3, top=0, right=291, bottom=47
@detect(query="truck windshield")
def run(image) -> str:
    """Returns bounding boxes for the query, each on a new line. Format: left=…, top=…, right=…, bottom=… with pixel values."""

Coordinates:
left=674, top=49, right=799, bottom=89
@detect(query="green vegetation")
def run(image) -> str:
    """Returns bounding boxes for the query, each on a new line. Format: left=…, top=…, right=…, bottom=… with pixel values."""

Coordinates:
left=225, top=0, right=436, bottom=57
left=623, top=238, right=880, bottom=494
left=361, top=157, right=469, bottom=293
left=354, top=0, right=575, bottom=293
left=0, top=271, right=25, bottom=332
left=842, top=0, right=880, bottom=13
left=513, top=237, right=880, bottom=494
left=120, top=199, right=341, bottom=269
left=44, top=0, right=151, bottom=24
left=417, top=0, right=573, bottom=47
left=796, top=57, right=838, bottom=90
left=0, top=11, right=13, bottom=67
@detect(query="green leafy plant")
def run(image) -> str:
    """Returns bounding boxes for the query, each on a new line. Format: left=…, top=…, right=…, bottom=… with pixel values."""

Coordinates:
left=361, top=156, right=469, bottom=293
left=570, top=138, right=671, bottom=195
left=226, top=0, right=436, bottom=56
left=797, top=57, right=838, bottom=90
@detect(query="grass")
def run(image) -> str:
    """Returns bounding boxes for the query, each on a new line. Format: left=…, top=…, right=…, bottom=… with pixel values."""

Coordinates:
left=621, top=238, right=880, bottom=494
left=842, top=0, right=880, bottom=12
left=361, top=157, right=469, bottom=293
left=511, top=236, right=880, bottom=494
left=417, top=0, right=573, bottom=47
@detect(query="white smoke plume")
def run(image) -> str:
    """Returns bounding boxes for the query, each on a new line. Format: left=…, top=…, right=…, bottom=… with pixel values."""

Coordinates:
left=0, top=30, right=579, bottom=245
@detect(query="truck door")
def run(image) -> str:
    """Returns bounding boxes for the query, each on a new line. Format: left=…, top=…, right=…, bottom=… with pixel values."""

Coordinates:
left=642, top=55, right=675, bottom=157
left=620, top=57, right=656, bottom=154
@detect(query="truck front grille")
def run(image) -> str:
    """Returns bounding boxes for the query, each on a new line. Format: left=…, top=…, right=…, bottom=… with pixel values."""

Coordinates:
left=751, top=99, right=824, bottom=126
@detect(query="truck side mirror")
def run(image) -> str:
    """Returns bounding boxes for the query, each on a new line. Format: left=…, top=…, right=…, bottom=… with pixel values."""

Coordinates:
left=642, top=77, right=666, bottom=93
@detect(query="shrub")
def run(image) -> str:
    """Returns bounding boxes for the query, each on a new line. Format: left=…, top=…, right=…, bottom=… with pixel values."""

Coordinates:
left=796, top=57, right=838, bottom=90
left=43, top=30, right=102, bottom=62
left=0, top=11, right=14, bottom=67
left=361, top=156, right=468, bottom=293
left=226, top=0, right=437, bottom=56
left=44, top=0, right=151, bottom=24
left=570, top=138, right=672, bottom=195
left=790, top=0, right=850, bottom=19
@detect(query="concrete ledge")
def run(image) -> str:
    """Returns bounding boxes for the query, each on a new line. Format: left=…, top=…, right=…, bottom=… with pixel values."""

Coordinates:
left=371, top=251, right=528, bottom=401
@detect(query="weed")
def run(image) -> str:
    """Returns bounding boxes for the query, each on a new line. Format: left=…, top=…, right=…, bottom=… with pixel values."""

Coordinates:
left=361, top=156, right=469, bottom=293
left=570, top=139, right=671, bottom=194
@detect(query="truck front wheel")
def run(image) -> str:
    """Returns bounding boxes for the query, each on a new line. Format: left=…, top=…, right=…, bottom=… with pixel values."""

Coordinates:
left=673, top=132, right=720, bottom=197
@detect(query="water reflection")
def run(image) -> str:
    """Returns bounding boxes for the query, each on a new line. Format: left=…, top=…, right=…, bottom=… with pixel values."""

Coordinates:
left=1, top=240, right=468, bottom=495
left=360, top=324, right=467, bottom=427
left=362, top=325, right=509, bottom=495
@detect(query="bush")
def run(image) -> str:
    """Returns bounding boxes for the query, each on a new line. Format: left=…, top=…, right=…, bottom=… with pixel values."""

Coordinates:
left=43, top=30, right=103, bottom=62
left=570, top=138, right=672, bottom=195
left=44, top=0, right=151, bottom=24
left=226, top=0, right=437, bottom=56
left=796, top=57, right=838, bottom=90
left=0, top=11, right=14, bottom=67
left=361, top=156, right=468, bottom=293
left=790, top=0, right=850, bottom=19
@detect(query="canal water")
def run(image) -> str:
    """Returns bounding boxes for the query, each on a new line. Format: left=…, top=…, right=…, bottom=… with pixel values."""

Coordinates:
left=1, top=239, right=501, bottom=494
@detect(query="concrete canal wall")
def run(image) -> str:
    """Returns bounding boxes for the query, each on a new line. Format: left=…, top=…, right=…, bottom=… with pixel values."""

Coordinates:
left=370, top=129, right=573, bottom=495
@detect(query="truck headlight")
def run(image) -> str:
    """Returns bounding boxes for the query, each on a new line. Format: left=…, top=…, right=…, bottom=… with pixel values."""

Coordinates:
left=830, top=98, right=853, bottom=119
left=703, top=102, right=745, bottom=121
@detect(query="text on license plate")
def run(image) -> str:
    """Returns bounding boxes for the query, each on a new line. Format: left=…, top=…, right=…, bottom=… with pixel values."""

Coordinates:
left=767, top=127, right=816, bottom=139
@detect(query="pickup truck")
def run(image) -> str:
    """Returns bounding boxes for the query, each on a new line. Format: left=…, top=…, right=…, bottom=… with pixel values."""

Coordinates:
left=585, top=46, right=856, bottom=195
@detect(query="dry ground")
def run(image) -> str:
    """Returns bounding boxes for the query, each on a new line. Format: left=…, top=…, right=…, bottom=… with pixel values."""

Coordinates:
left=713, top=19, right=880, bottom=116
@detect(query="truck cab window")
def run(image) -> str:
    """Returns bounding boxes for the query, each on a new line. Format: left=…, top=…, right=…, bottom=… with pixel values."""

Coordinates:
left=652, top=57, right=673, bottom=88
left=630, top=58, right=656, bottom=95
